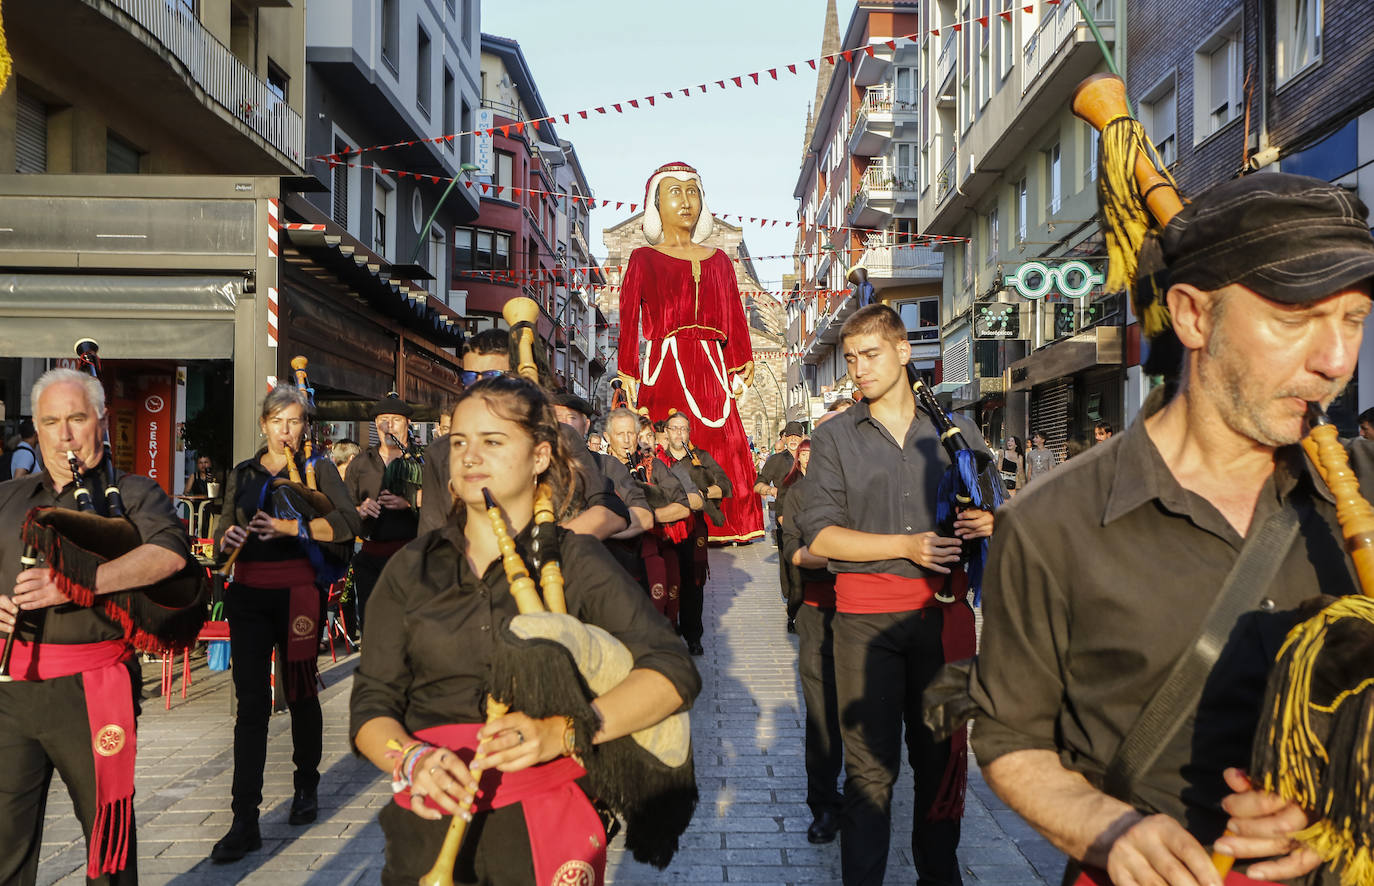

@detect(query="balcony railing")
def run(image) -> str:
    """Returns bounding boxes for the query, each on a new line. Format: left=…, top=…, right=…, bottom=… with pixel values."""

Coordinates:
left=853, top=85, right=919, bottom=131
left=862, top=163, right=918, bottom=193
left=113, top=0, right=304, bottom=164
left=936, top=153, right=956, bottom=202
left=1022, top=3, right=1114, bottom=93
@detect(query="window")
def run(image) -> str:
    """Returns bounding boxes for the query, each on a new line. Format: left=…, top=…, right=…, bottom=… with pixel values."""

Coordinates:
left=1277, top=0, right=1322, bottom=83
left=898, top=299, right=940, bottom=340
left=1016, top=177, right=1028, bottom=242
left=428, top=228, right=446, bottom=296
left=895, top=66, right=917, bottom=107
left=106, top=133, right=141, bottom=174
left=460, top=0, right=472, bottom=45
left=455, top=227, right=512, bottom=270
left=894, top=143, right=918, bottom=187
left=986, top=206, right=999, bottom=264
left=1085, top=127, right=1098, bottom=184
left=380, top=0, right=399, bottom=72
left=496, top=151, right=513, bottom=192
left=1142, top=81, right=1177, bottom=166
left=460, top=100, right=472, bottom=164
left=979, top=46, right=991, bottom=108
left=332, top=135, right=352, bottom=228
left=373, top=176, right=395, bottom=257
left=416, top=25, right=432, bottom=115
left=1000, top=14, right=1014, bottom=78
left=1048, top=142, right=1061, bottom=214
left=443, top=67, right=455, bottom=148
left=1195, top=20, right=1242, bottom=140
left=15, top=88, right=46, bottom=173
left=266, top=62, right=288, bottom=111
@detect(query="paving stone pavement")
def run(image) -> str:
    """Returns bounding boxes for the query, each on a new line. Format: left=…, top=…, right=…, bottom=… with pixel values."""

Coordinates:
left=36, top=540, right=1064, bottom=885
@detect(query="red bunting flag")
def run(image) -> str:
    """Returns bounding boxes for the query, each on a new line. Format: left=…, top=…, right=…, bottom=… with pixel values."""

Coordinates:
left=615, top=202, right=623, bottom=209
left=716, top=79, right=726, bottom=88
left=952, top=23, right=962, bottom=31
left=601, top=200, right=609, bottom=207
left=494, top=186, right=503, bottom=196
left=430, top=175, right=440, bottom=184
left=629, top=99, right=639, bottom=108
left=824, top=54, right=836, bottom=64
left=481, top=183, right=490, bottom=193
left=699, top=84, right=707, bottom=92
left=562, top=114, right=570, bottom=123
left=787, top=63, right=797, bottom=74
left=807, top=59, right=817, bottom=69
left=499, top=125, right=510, bottom=136
left=664, top=91, right=673, bottom=99
left=531, top=120, right=541, bottom=131
left=512, top=187, right=522, bottom=196
left=630, top=203, right=638, bottom=212
left=731, top=75, right=742, bottom=87
left=864, top=46, right=876, bottom=57
left=613, top=103, right=622, bottom=112
left=578, top=110, right=588, bottom=119
left=977, top=16, right=988, bottom=25
left=515, top=122, right=526, bottom=133
left=768, top=68, right=778, bottom=79
left=463, top=180, right=473, bottom=188
left=1023, top=4, right=1033, bottom=10
left=681, top=87, right=691, bottom=96
left=595, top=107, right=606, bottom=114
left=886, top=39, right=897, bottom=49
left=749, top=72, right=760, bottom=84
left=647, top=95, right=656, bottom=105
left=998, top=11, right=1012, bottom=20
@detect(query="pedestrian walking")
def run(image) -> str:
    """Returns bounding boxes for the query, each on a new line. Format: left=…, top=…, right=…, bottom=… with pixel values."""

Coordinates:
left=755, top=421, right=805, bottom=631
left=663, top=411, right=732, bottom=656
left=1023, top=431, right=1056, bottom=483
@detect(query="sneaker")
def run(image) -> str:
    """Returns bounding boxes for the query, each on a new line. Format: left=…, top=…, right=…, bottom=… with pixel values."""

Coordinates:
left=210, top=819, right=261, bottom=863
left=288, top=787, right=318, bottom=825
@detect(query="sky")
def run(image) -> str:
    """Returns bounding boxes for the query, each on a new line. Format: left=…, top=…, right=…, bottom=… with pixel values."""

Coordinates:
left=480, top=0, right=858, bottom=289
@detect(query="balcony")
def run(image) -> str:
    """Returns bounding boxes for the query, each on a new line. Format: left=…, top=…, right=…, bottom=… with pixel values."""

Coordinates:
left=936, top=37, right=957, bottom=91
left=936, top=153, right=956, bottom=204
left=111, top=0, right=303, bottom=165
left=852, top=42, right=894, bottom=87
left=1022, top=4, right=1114, bottom=97
left=848, top=85, right=919, bottom=157
left=860, top=233, right=943, bottom=285
left=847, top=164, right=918, bottom=228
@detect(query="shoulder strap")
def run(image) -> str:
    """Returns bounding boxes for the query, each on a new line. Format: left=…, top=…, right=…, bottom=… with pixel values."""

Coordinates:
left=1101, top=496, right=1303, bottom=802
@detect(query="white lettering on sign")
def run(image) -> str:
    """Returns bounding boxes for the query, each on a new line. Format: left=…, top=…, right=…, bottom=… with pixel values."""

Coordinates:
left=148, top=420, right=159, bottom=477
left=475, top=108, right=494, bottom=175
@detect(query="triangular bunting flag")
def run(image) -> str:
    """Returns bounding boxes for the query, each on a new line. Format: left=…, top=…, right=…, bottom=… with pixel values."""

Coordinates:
left=578, top=110, right=588, bottom=119
left=481, top=183, right=490, bottom=193
left=768, top=68, right=778, bottom=79
left=629, top=98, right=639, bottom=108
left=977, top=16, right=988, bottom=25
left=998, top=11, right=1012, bottom=20
left=824, top=54, right=836, bottom=64
left=615, top=202, right=623, bottom=209
left=647, top=95, right=656, bottom=105
left=716, top=79, right=726, bottom=88
left=886, top=39, right=897, bottom=49
left=500, top=125, right=510, bottom=136
left=595, top=107, right=606, bottom=114
left=630, top=203, right=638, bottom=212
left=613, top=103, right=622, bottom=112
left=864, top=46, right=876, bottom=57
left=562, top=113, right=571, bottom=123
left=807, top=58, right=817, bottom=70
left=952, top=23, right=962, bottom=31
left=731, top=76, right=742, bottom=87
left=494, top=187, right=503, bottom=196
left=748, top=72, right=759, bottom=84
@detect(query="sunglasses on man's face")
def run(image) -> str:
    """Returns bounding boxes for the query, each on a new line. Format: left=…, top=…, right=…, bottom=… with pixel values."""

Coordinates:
left=460, top=369, right=505, bottom=386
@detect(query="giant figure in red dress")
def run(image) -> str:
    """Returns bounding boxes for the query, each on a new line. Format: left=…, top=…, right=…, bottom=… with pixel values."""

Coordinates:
left=617, top=162, right=764, bottom=542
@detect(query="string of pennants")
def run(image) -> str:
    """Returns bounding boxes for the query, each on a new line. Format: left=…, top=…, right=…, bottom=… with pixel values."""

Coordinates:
left=308, top=0, right=1069, bottom=164
left=324, top=159, right=968, bottom=248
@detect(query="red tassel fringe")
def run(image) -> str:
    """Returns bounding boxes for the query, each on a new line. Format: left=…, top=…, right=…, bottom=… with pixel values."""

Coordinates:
left=88, top=795, right=132, bottom=878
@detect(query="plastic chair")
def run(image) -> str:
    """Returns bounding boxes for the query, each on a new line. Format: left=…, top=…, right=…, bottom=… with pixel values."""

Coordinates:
left=324, top=580, right=353, bottom=662
left=161, top=619, right=230, bottom=710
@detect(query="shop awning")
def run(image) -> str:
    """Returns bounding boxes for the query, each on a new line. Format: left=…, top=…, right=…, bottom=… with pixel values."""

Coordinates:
left=0, top=273, right=240, bottom=358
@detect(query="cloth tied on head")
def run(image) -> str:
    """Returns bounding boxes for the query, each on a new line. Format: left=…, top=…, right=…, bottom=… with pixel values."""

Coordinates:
left=1137, top=173, right=1374, bottom=338
left=642, top=161, right=713, bottom=245
left=368, top=392, right=414, bottom=420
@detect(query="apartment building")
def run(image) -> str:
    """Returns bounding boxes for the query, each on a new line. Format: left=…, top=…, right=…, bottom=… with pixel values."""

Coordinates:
left=304, top=0, right=482, bottom=305
left=1129, top=0, right=1374, bottom=431
left=915, top=0, right=1122, bottom=456
left=791, top=1, right=944, bottom=426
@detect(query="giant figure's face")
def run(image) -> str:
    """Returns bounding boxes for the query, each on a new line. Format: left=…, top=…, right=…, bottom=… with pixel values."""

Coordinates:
left=657, top=177, right=701, bottom=237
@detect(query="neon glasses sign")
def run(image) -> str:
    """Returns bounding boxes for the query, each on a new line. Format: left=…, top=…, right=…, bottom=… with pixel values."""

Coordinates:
left=1003, top=260, right=1104, bottom=300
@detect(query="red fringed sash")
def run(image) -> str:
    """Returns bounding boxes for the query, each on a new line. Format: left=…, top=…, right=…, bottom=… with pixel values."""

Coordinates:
left=360, top=538, right=409, bottom=558
left=7, top=639, right=135, bottom=878
left=395, top=723, right=606, bottom=886
left=232, top=559, right=320, bottom=701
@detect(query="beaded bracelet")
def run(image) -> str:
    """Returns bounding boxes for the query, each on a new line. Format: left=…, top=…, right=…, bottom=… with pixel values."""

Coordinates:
left=386, top=739, right=434, bottom=794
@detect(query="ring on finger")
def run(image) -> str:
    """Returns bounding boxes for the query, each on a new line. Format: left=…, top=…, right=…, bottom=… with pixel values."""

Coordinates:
left=515, top=729, right=525, bottom=744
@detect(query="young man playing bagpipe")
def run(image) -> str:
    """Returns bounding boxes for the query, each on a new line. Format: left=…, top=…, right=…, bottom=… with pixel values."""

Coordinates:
left=798, top=304, right=995, bottom=886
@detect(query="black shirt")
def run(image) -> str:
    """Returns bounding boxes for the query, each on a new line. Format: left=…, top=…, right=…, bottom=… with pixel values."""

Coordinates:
left=418, top=427, right=630, bottom=536
left=349, top=524, right=701, bottom=737
left=214, top=449, right=360, bottom=566
left=0, top=463, right=191, bottom=644
left=346, top=446, right=421, bottom=542
left=595, top=452, right=649, bottom=513
left=797, top=397, right=988, bottom=579
left=670, top=446, right=732, bottom=499
left=969, top=417, right=1365, bottom=842
left=618, top=453, right=689, bottom=514
left=757, top=451, right=793, bottom=513
left=779, top=475, right=831, bottom=585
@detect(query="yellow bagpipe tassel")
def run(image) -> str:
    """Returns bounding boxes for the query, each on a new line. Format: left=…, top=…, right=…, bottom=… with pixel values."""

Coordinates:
left=0, top=0, right=14, bottom=97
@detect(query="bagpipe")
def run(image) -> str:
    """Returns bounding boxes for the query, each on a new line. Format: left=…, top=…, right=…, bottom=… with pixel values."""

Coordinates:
left=1071, top=73, right=1373, bottom=885
left=0, top=340, right=209, bottom=680
left=909, top=364, right=1007, bottom=604
left=417, top=298, right=697, bottom=885
left=684, top=445, right=726, bottom=527
left=380, top=426, right=424, bottom=510
left=218, top=357, right=341, bottom=582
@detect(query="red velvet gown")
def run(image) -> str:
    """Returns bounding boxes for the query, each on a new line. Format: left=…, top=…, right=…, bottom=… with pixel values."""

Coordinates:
left=618, top=247, right=764, bottom=542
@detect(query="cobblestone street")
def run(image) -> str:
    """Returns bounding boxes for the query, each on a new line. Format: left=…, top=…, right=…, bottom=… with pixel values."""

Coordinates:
left=37, top=541, right=1063, bottom=885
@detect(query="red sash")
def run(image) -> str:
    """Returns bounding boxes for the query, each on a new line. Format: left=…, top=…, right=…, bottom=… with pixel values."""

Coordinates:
left=395, top=723, right=606, bottom=886
left=7, top=639, right=135, bottom=878
left=1073, top=867, right=1279, bottom=885
left=802, top=579, right=836, bottom=609
left=360, top=538, right=409, bottom=558
left=835, top=571, right=967, bottom=614
left=232, top=558, right=321, bottom=701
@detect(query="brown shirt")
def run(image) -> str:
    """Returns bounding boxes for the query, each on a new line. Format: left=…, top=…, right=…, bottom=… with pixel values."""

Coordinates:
left=969, top=417, right=1365, bottom=843
left=345, top=446, right=421, bottom=542
left=349, top=524, right=701, bottom=737
left=0, top=464, right=191, bottom=644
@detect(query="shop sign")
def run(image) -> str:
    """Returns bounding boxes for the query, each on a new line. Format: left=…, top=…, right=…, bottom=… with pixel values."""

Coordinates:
left=975, top=303, right=1022, bottom=340
left=475, top=108, right=495, bottom=175
left=1004, top=260, right=1104, bottom=300
left=135, top=375, right=175, bottom=494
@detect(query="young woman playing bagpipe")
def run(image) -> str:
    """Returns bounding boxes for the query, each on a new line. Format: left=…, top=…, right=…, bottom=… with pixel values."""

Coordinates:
left=349, top=375, right=700, bottom=886
left=210, top=381, right=361, bottom=863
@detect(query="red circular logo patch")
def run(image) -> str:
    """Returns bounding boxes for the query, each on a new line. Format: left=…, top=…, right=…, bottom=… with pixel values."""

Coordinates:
left=650, top=582, right=665, bottom=599
left=551, top=860, right=594, bottom=886
left=292, top=615, right=315, bottom=637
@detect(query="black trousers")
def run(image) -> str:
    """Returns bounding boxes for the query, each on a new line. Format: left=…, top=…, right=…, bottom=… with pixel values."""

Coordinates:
left=378, top=800, right=536, bottom=886
left=795, top=603, right=843, bottom=818
left=673, top=537, right=705, bottom=645
left=0, top=665, right=140, bottom=886
left=350, top=551, right=388, bottom=637
left=834, top=608, right=962, bottom=886
left=225, top=583, right=324, bottom=822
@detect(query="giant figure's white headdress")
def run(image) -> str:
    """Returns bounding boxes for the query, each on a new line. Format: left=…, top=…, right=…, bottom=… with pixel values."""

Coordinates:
left=641, top=161, right=714, bottom=245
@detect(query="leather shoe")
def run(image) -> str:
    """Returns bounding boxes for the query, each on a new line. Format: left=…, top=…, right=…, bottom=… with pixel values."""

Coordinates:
left=210, top=819, right=261, bottom=863
left=289, top=787, right=318, bottom=825
left=786, top=617, right=797, bottom=634
left=807, top=809, right=840, bottom=844
left=687, top=641, right=704, bottom=656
